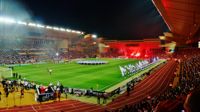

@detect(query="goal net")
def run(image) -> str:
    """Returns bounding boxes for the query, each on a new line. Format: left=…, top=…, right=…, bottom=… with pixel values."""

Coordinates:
left=0, top=67, right=12, bottom=79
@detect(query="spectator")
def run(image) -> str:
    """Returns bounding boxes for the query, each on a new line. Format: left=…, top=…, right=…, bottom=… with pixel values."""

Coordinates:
left=127, top=83, right=131, bottom=96
left=20, top=87, right=24, bottom=98
left=58, top=90, right=61, bottom=101
left=184, top=87, right=200, bottom=112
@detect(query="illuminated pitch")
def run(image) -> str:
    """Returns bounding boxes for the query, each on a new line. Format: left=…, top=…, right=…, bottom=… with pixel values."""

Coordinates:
left=12, top=58, right=140, bottom=91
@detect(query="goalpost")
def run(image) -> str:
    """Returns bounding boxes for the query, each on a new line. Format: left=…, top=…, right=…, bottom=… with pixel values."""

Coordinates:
left=0, top=67, right=12, bottom=79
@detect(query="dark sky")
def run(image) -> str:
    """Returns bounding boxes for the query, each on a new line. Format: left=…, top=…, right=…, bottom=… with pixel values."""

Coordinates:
left=19, top=0, right=168, bottom=40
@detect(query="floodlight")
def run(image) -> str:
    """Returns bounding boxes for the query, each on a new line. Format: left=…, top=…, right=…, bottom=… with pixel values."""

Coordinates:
left=66, top=29, right=72, bottom=32
left=76, top=31, right=81, bottom=34
left=60, top=28, right=65, bottom=31
left=0, top=17, right=16, bottom=24
left=53, top=27, right=59, bottom=30
left=17, top=21, right=27, bottom=25
left=46, top=26, right=53, bottom=29
left=36, top=24, right=45, bottom=28
left=28, top=23, right=37, bottom=27
left=92, top=34, right=97, bottom=38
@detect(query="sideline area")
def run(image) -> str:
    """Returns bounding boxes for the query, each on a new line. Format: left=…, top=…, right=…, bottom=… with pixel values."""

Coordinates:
left=105, top=59, right=166, bottom=92
left=0, top=84, right=73, bottom=108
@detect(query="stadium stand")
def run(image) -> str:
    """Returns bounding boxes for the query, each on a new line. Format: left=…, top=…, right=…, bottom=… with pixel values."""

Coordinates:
left=0, top=0, right=200, bottom=110
left=0, top=47, right=200, bottom=112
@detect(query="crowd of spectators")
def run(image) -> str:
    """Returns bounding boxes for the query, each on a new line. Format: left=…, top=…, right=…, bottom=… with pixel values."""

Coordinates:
left=0, top=78, right=36, bottom=99
left=58, top=50, right=97, bottom=60
left=0, top=49, right=31, bottom=64
left=0, top=49, right=83, bottom=65
left=173, top=48, right=200, bottom=60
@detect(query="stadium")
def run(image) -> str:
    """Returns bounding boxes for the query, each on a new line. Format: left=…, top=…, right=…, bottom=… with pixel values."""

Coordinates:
left=0, top=0, right=200, bottom=112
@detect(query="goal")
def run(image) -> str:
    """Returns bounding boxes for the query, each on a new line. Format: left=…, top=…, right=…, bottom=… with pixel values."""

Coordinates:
left=0, top=67, right=12, bottom=78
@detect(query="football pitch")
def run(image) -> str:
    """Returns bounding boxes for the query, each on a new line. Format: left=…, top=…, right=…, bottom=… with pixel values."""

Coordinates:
left=12, top=58, right=140, bottom=91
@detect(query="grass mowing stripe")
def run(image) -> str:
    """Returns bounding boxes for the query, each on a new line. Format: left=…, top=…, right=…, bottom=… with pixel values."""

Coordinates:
left=13, top=58, right=141, bottom=91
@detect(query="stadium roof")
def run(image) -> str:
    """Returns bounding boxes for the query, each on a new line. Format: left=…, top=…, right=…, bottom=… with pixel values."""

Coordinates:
left=0, top=16, right=84, bottom=35
left=152, top=0, right=200, bottom=44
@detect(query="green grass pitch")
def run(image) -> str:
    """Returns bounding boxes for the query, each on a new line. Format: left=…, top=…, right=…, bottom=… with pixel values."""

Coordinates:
left=13, top=58, right=140, bottom=91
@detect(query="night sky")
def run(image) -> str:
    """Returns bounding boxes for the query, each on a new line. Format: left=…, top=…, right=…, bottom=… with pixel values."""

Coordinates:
left=19, top=0, right=168, bottom=40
